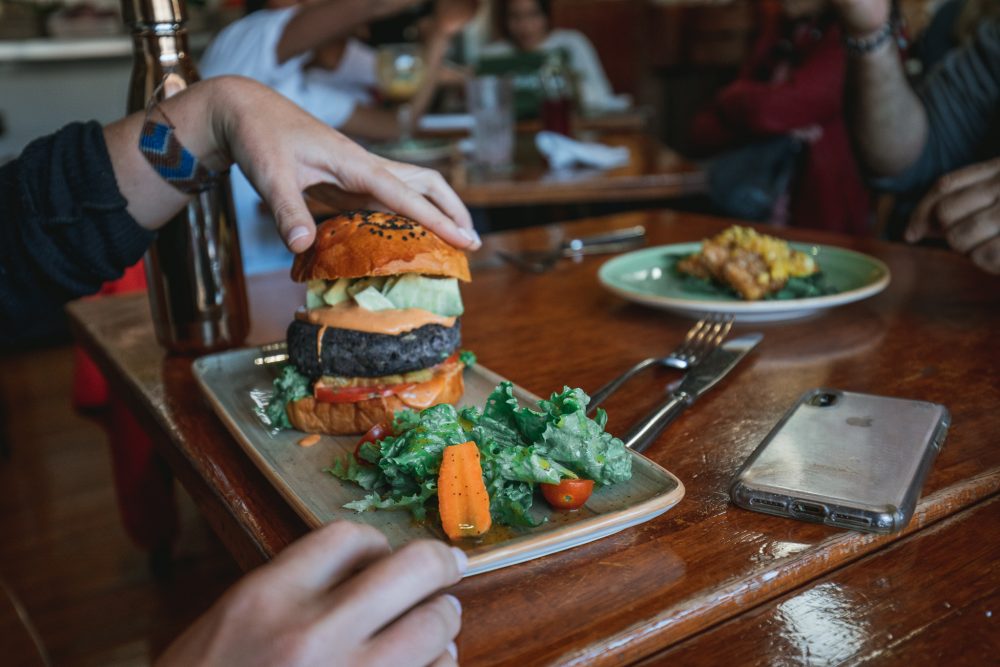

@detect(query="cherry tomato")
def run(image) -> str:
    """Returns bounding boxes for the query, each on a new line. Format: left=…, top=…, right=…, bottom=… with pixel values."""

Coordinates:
left=354, top=423, right=389, bottom=466
left=541, top=478, right=594, bottom=510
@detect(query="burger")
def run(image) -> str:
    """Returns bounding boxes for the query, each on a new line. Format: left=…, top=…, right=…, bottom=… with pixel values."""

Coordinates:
left=275, top=210, right=472, bottom=435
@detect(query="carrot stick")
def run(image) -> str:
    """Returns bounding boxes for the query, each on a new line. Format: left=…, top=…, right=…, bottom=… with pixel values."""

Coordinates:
left=438, top=441, right=491, bottom=541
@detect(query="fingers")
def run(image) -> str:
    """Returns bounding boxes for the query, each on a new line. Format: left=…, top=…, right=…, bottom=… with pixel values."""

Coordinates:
left=428, top=651, right=460, bottom=667
left=970, top=237, right=1000, bottom=274
left=944, top=207, right=1000, bottom=254
left=362, top=594, right=462, bottom=667
left=931, top=157, right=1000, bottom=196
left=261, top=521, right=391, bottom=592
left=259, top=178, right=317, bottom=252
left=321, top=540, right=467, bottom=639
left=363, top=165, right=481, bottom=250
left=934, top=184, right=998, bottom=228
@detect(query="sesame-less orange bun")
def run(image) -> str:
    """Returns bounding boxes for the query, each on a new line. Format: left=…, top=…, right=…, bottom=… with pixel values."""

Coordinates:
left=291, top=210, right=471, bottom=283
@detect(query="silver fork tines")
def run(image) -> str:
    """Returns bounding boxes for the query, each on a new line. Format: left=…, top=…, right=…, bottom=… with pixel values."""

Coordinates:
left=586, top=313, right=734, bottom=414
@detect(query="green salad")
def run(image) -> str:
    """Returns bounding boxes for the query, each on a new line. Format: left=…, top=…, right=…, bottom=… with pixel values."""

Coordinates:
left=327, top=382, right=633, bottom=528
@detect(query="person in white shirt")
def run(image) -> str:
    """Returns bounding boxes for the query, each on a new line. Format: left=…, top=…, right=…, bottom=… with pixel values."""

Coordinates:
left=480, top=0, right=629, bottom=113
left=199, top=0, right=477, bottom=274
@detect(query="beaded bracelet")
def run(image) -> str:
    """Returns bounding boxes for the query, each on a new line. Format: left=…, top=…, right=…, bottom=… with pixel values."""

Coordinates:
left=843, top=19, right=898, bottom=57
left=138, top=79, right=220, bottom=195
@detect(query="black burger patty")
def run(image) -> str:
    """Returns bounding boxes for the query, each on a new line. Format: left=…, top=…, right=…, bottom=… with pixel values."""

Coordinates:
left=287, top=319, right=461, bottom=378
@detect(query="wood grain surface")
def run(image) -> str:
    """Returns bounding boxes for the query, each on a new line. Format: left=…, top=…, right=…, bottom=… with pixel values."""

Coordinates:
left=67, top=210, right=1000, bottom=665
left=643, top=494, right=1000, bottom=666
left=309, top=133, right=706, bottom=214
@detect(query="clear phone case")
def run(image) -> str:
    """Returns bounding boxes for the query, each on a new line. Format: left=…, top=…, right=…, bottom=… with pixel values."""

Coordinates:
left=730, top=388, right=950, bottom=533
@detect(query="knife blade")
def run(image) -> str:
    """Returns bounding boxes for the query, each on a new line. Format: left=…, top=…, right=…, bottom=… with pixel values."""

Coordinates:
left=622, top=332, right=763, bottom=453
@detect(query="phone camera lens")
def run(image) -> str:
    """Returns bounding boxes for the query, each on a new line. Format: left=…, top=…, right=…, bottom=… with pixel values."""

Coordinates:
left=809, top=392, right=839, bottom=407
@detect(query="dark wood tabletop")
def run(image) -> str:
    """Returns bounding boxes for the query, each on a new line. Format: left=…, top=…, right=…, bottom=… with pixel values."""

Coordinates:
left=448, top=132, right=706, bottom=208
left=308, top=132, right=705, bottom=216
left=67, top=210, right=1000, bottom=666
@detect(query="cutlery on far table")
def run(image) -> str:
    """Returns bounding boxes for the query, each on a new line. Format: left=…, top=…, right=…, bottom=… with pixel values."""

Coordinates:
left=622, top=332, right=763, bottom=453
left=497, top=226, right=646, bottom=273
left=586, top=313, right=734, bottom=415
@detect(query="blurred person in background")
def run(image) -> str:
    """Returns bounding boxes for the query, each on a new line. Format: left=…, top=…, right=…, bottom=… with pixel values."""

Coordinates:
left=479, top=0, right=629, bottom=113
left=911, top=0, right=1000, bottom=74
left=833, top=0, right=1000, bottom=273
left=690, top=0, right=871, bottom=236
left=200, top=0, right=478, bottom=274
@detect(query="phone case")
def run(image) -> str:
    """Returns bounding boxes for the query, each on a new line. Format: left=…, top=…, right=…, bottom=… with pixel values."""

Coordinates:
left=730, top=388, right=950, bottom=533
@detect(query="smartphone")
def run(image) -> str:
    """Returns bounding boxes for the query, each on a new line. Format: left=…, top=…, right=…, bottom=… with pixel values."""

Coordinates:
left=730, top=388, right=950, bottom=534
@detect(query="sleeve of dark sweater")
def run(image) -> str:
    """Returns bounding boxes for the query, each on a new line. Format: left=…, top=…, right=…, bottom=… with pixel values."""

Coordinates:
left=0, top=121, right=154, bottom=345
left=872, top=19, right=1000, bottom=194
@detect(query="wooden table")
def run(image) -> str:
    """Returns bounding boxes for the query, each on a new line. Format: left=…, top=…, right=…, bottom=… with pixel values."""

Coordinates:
left=309, top=132, right=705, bottom=216
left=67, top=210, right=1000, bottom=665
left=449, top=132, right=706, bottom=208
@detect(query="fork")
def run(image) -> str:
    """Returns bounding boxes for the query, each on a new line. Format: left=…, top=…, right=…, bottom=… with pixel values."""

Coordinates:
left=585, top=313, right=734, bottom=415
left=497, top=226, right=646, bottom=273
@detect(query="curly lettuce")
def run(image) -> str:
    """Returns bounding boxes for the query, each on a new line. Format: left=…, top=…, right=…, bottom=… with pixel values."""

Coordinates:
left=327, top=382, right=633, bottom=529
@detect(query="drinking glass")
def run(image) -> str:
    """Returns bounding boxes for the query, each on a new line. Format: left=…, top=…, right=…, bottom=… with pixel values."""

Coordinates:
left=466, top=75, right=515, bottom=168
left=377, top=43, right=426, bottom=142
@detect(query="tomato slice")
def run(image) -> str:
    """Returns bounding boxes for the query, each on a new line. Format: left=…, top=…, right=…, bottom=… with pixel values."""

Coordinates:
left=314, top=383, right=415, bottom=404
left=354, top=423, right=389, bottom=466
left=541, top=478, right=594, bottom=510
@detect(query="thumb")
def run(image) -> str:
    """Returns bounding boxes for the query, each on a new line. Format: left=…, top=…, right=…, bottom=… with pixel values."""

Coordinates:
left=266, top=185, right=316, bottom=253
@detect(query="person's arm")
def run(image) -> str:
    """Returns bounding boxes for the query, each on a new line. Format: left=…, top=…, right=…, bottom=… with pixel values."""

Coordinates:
left=832, top=0, right=929, bottom=175
left=339, top=0, right=478, bottom=141
left=156, top=521, right=465, bottom=667
left=104, top=76, right=479, bottom=253
left=276, top=0, right=425, bottom=64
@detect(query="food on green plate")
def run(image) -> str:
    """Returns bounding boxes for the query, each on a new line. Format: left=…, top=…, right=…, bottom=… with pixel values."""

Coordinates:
left=266, top=210, right=473, bottom=435
left=677, top=226, right=827, bottom=300
left=326, top=382, right=633, bottom=539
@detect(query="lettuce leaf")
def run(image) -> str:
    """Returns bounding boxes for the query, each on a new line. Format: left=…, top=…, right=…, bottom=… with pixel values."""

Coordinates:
left=328, top=381, right=631, bottom=528
left=266, top=365, right=311, bottom=429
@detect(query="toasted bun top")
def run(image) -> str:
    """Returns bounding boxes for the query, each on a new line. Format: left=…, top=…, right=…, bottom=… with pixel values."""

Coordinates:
left=291, top=211, right=471, bottom=283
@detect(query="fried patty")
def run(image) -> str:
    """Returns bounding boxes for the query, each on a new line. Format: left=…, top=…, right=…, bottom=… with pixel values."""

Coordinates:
left=287, top=319, right=461, bottom=378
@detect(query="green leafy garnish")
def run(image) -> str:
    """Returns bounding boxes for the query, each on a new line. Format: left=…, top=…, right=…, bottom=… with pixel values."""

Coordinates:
left=327, top=381, right=632, bottom=529
left=459, top=349, right=477, bottom=366
left=266, top=366, right=311, bottom=429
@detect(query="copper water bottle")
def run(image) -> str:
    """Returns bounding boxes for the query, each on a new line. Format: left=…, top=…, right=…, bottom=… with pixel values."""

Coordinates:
left=123, top=0, right=249, bottom=353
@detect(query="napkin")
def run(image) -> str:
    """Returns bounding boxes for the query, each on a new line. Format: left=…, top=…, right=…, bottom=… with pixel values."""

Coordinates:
left=535, top=131, right=631, bottom=170
left=418, top=114, right=475, bottom=132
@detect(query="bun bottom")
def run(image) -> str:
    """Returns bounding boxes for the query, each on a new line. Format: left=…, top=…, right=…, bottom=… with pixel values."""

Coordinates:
left=286, top=362, right=465, bottom=435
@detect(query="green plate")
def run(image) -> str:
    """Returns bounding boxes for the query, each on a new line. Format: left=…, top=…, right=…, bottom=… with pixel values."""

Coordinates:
left=598, top=242, right=891, bottom=322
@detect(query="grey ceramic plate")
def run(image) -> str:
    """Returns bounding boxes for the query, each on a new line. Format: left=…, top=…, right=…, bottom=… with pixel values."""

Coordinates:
left=193, top=347, right=685, bottom=576
left=599, top=242, right=891, bottom=322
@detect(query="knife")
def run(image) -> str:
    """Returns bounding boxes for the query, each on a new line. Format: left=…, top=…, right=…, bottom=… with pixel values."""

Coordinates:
left=622, top=332, right=763, bottom=453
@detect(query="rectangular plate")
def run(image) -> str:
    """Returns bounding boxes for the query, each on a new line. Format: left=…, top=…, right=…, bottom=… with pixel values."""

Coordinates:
left=193, top=347, right=685, bottom=576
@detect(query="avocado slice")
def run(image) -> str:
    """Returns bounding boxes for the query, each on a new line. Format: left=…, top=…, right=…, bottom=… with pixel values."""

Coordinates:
left=352, top=286, right=396, bottom=311
left=322, top=278, right=352, bottom=306
left=383, top=274, right=464, bottom=317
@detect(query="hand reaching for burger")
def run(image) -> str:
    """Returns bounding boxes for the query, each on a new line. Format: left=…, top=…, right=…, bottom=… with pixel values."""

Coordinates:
left=103, top=75, right=481, bottom=254
left=156, top=521, right=466, bottom=667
